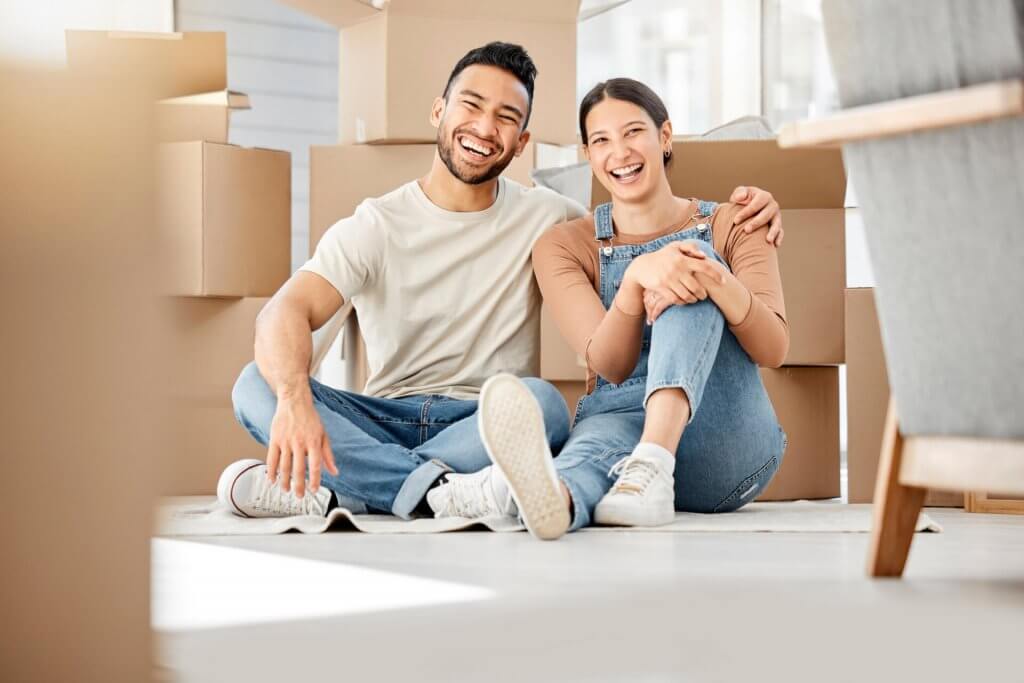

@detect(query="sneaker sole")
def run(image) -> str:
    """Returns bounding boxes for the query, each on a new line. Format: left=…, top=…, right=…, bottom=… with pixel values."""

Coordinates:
left=478, top=374, right=569, bottom=541
left=594, top=498, right=675, bottom=527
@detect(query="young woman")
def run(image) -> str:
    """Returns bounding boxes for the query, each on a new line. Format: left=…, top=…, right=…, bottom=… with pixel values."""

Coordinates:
left=426, top=77, right=787, bottom=540
left=520, top=77, right=790, bottom=534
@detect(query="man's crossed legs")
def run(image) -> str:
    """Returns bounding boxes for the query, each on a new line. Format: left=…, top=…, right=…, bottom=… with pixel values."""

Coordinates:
left=219, top=361, right=569, bottom=521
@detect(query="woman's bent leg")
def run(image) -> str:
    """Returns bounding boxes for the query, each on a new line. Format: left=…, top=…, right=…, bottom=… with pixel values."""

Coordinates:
left=673, top=330, right=786, bottom=513
left=643, top=239, right=729, bottom=431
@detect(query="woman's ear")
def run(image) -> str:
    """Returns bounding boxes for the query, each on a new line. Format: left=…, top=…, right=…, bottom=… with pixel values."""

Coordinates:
left=429, top=96, right=445, bottom=129
left=582, top=144, right=590, bottom=161
left=660, top=119, right=674, bottom=154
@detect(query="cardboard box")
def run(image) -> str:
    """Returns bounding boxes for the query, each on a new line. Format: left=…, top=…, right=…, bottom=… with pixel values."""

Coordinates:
left=164, top=297, right=269, bottom=495
left=2, top=64, right=157, bottom=682
left=156, top=89, right=250, bottom=143
left=757, top=366, right=841, bottom=501
left=158, top=141, right=291, bottom=297
left=553, top=379, right=587, bottom=424
left=591, top=139, right=846, bottom=209
left=65, top=30, right=227, bottom=99
left=776, top=209, right=846, bottom=365
left=592, top=139, right=847, bottom=365
left=279, top=1, right=580, bottom=144
left=310, top=142, right=536, bottom=254
left=845, top=288, right=963, bottom=507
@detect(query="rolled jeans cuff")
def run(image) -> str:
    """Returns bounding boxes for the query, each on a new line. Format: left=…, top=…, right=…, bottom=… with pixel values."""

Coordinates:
left=560, top=473, right=594, bottom=532
left=644, top=379, right=699, bottom=426
left=391, top=458, right=452, bottom=519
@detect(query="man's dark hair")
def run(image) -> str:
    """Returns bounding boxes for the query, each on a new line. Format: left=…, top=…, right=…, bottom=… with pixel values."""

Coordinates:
left=442, top=42, right=537, bottom=129
left=579, top=78, right=674, bottom=166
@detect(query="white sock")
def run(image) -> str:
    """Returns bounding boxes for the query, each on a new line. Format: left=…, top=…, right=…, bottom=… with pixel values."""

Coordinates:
left=631, top=442, right=675, bottom=472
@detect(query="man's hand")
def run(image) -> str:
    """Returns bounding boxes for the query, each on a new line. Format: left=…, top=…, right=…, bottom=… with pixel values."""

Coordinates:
left=266, top=389, right=338, bottom=498
left=730, top=186, right=783, bottom=246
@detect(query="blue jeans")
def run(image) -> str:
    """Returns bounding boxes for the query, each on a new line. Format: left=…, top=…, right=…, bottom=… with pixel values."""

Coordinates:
left=231, top=362, right=570, bottom=519
left=556, top=202, right=787, bottom=531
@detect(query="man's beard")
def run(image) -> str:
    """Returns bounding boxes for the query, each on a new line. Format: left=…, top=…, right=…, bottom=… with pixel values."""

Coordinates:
left=436, top=126, right=514, bottom=185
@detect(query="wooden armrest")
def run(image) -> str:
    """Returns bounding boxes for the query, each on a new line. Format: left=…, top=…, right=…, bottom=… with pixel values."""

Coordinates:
left=778, top=79, right=1024, bottom=148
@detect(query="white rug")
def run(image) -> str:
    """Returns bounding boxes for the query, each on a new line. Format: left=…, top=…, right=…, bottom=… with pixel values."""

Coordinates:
left=156, top=497, right=942, bottom=537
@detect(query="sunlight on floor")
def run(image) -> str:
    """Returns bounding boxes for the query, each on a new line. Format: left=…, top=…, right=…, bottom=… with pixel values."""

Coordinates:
left=151, top=538, right=494, bottom=632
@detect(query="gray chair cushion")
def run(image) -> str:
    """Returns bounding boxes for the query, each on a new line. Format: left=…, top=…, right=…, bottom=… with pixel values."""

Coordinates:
left=822, top=0, right=1024, bottom=438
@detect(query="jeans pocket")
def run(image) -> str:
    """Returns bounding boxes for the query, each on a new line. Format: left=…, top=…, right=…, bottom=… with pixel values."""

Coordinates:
left=712, top=455, right=780, bottom=513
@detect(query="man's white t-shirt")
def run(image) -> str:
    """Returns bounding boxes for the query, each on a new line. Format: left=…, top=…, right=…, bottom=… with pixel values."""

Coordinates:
left=300, top=177, right=586, bottom=399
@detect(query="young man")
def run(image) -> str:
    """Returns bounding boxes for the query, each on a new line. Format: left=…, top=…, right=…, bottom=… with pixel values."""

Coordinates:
left=218, top=42, right=783, bottom=538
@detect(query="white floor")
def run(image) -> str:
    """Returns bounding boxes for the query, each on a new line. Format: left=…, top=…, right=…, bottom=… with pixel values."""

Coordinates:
left=155, top=506, right=1024, bottom=683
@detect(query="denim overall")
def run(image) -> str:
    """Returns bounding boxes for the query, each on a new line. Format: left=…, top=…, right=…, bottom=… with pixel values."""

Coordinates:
left=553, top=201, right=787, bottom=530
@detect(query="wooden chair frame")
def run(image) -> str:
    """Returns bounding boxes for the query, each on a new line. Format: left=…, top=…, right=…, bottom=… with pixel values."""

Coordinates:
left=779, top=79, right=1024, bottom=577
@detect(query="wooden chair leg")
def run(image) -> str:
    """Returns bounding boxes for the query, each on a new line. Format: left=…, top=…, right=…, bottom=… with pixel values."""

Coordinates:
left=867, top=398, right=927, bottom=577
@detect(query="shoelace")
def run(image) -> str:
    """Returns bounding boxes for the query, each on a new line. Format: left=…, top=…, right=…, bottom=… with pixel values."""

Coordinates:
left=607, top=456, right=662, bottom=496
left=252, top=476, right=327, bottom=516
left=443, top=474, right=502, bottom=518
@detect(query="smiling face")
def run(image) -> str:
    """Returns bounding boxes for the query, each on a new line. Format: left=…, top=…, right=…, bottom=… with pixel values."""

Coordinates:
left=583, top=97, right=672, bottom=203
left=432, top=64, right=531, bottom=185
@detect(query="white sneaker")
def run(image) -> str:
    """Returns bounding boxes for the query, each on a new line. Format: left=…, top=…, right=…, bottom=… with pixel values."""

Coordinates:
left=426, top=466, right=517, bottom=519
left=594, top=447, right=676, bottom=527
left=477, top=374, right=570, bottom=540
left=217, top=459, right=333, bottom=518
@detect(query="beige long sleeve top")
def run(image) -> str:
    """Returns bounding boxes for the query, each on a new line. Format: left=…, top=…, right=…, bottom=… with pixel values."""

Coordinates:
left=532, top=200, right=789, bottom=389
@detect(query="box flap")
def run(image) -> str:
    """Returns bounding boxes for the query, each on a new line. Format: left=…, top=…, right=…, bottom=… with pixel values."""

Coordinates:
left=273, top=0, right=384, bottom=27
left=579, top=0, right=631, bottom=21
left=591, top=139, right=846, bottom=209
left=65, top=30, right=227, bottom=99
left=159, top=90, right=251, bottom=110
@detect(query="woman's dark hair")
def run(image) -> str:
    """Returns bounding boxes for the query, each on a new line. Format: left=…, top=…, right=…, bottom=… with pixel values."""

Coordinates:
left=443, top=42, right=537, bottom=129
left=579, top=78, right=673, bottom=165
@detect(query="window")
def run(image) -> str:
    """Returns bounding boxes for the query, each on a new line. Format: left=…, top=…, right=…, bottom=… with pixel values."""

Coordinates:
left=761, top=0, right=839, bottom=128
left=578, top=0, right=761, bottom=135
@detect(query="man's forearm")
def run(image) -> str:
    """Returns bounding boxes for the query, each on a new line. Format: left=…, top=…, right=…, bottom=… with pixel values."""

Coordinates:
left=254, top=302, right=314, bottom=401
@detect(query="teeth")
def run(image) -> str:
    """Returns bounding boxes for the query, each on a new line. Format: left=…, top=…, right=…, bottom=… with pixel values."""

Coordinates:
left=611, top=163, right=642, bottom=177
left=459, top=137, right=494, bottom=156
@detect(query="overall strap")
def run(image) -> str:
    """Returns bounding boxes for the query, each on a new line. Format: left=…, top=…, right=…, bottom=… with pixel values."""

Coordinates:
left=593, top=202, right=615, bottom=241
left=696, top=199, right=718, bottom=218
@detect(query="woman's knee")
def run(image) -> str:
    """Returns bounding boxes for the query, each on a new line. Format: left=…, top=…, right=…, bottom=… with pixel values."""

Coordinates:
left=520, top=377, right=570, bottom=449
left=231, top=361, right=277, bottom=432
left=680, top=238, right=724, bottom=264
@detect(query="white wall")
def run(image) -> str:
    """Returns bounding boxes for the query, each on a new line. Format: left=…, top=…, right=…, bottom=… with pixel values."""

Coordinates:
left=176, top=0, right=339, bottom=274
left=0, top=0, right=172, bottom=65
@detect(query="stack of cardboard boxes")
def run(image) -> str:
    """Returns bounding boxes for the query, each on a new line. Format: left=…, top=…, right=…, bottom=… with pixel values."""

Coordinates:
left=544, top=140, right=849, bottom=501
left=67, top=31, right=293, bottom=494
